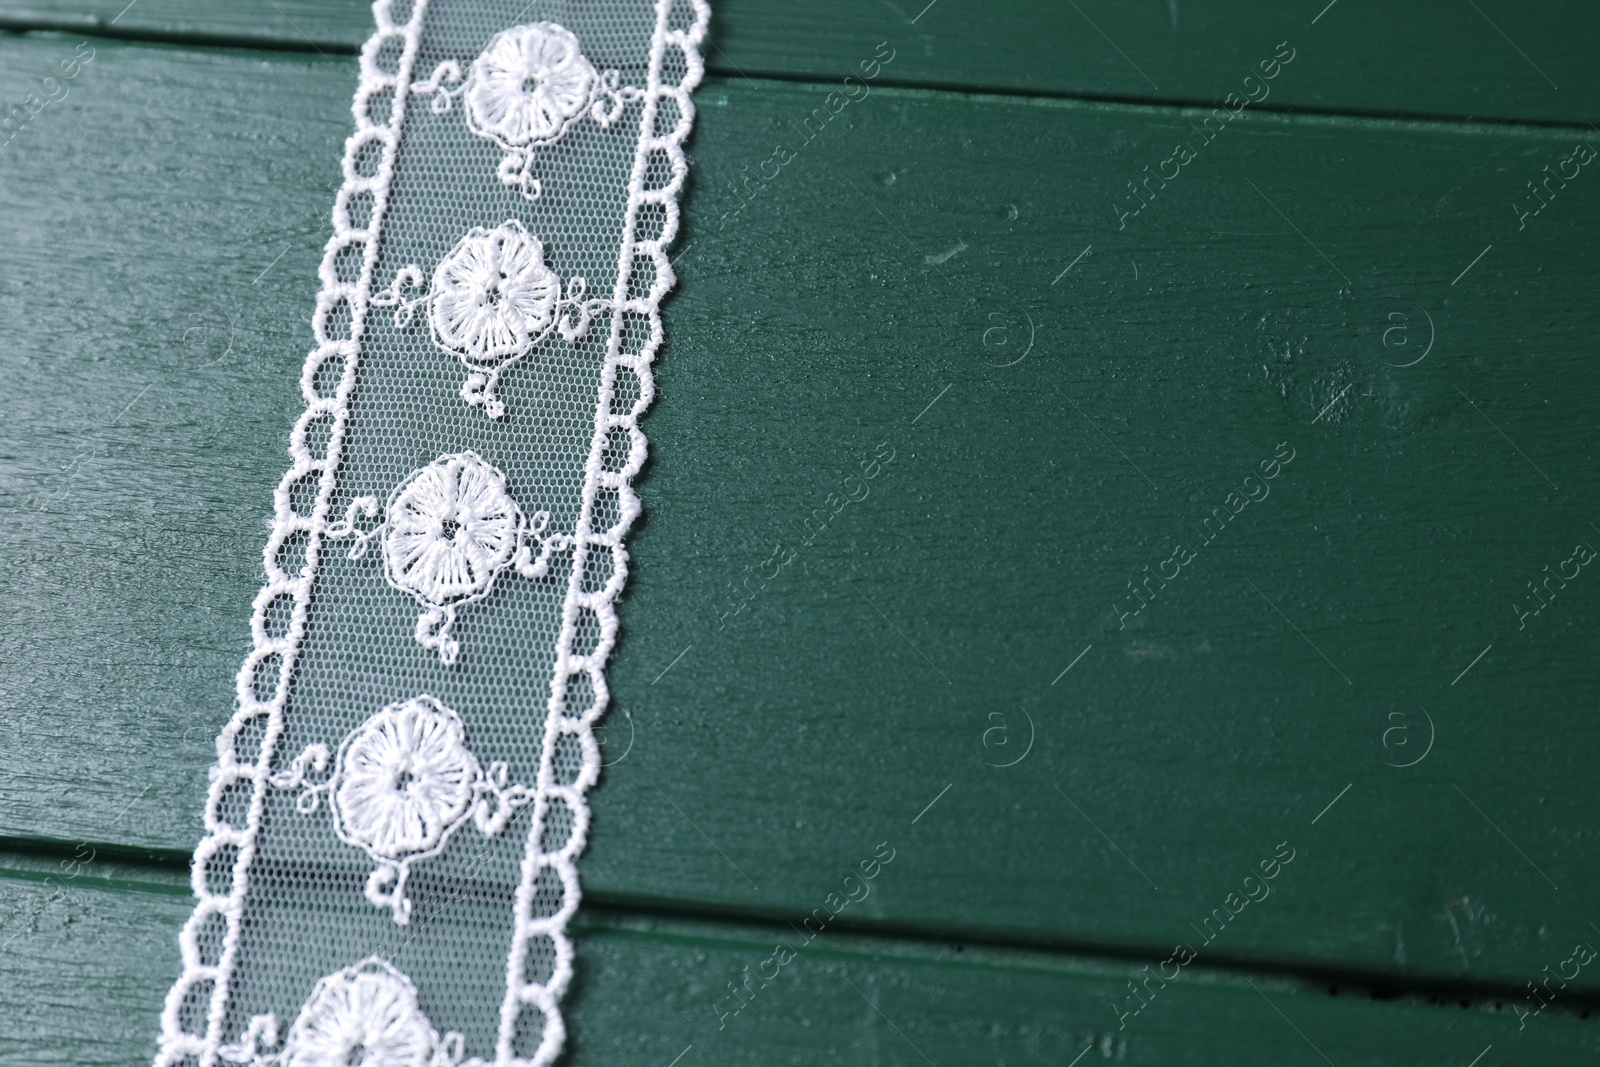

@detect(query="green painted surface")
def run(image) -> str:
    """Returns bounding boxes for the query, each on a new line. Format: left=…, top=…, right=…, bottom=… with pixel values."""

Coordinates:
left=595, top=75, right=1600, bottom=992
left=4, top=862, right=1596, bottom=1064
left=0, top=35, right=349, bottom=857
left=2, top=0, right=1598, bottom=123
left=1, top=1, right=1598, bottom=1061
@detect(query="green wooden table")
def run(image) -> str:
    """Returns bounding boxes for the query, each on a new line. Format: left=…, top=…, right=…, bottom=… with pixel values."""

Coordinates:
left=3, top=2, right=1599, bottom=1062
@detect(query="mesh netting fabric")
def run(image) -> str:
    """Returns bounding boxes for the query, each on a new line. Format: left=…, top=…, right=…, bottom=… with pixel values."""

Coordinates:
left=154, top=2, right=708, bottom=1064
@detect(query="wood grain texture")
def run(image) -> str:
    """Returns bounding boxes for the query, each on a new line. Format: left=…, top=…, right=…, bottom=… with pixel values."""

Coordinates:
left=0, top=0, right=364, bottom=50
left=599, top=77, right=1600, bottom=990
left=0, top=863, right=189, bottom=1066
left=0, top=35, right=343, bottom=856
left=1, top=0, right=1597, bottom=124
left=2, top=17, right=1599, bottom=1017
left=4, top=859, right=1594, bottom=1065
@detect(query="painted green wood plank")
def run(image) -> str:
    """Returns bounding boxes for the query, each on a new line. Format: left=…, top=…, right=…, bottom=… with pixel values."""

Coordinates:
left=4, top=33, right=1600, bottom=998
left=1, top=0, right=1598, bottom=125
left=599, top=77, right=1600, bottom=993
left=718, top=0, right=1600, bottom=127
left=0, top=0, right=360, bottom=50
left=0, top=863, right=187, bottom=1066
left=3, top=860, right=1594, bottom=1065
left=0, top=36, right=347, bottom=860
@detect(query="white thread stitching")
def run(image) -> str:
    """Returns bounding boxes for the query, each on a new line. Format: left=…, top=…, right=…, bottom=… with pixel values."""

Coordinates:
left=276, top=958, right=468, bottom=1067
left=466, top=23, right=599, bottom=149
left=429, top=222, right=564, bottom=363
left=409, top=23, right=646, bottom=202
left=155, top=1, right=429, bottom=1062
left=456, top=22, right=644, bottom=201
left=269, top=695, right=536, bottom=926
left=326, top=451, right=566, bottom=664
left=371, top=222, right=609, bottom=420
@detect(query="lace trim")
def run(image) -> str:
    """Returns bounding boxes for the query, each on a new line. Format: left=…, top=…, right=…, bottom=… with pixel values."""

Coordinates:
left=155, top=1, right=709, bottom=1064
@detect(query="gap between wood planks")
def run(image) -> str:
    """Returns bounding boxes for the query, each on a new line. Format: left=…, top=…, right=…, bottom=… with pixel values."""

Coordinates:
left=2, top=832, right=1597, bottom=1025
left=0, top=15, right=352, bottom=55
left=2, top=19, right=1599, bottom=139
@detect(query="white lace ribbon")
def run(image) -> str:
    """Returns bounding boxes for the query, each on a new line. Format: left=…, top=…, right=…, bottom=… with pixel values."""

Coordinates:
left=156, top=2, right=708, bottom=1064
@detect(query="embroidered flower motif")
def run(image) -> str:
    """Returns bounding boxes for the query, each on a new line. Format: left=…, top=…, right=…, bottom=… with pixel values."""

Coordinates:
left=429, top=220, right=560, bottom=366
left=385, top=451, right=521, bottom=609
left=271, top=695, right=536, bottom=924
left=335, top=697, right=480, bottom=860
left=374, top=220, right=606, bottom=419
left=465, top=23, right=597, bottom=150
left=407, top=22, right=640, bottom=203
left=326, top=452, right=569, bottom=663
left=282, top=959, right=462, bottom=1067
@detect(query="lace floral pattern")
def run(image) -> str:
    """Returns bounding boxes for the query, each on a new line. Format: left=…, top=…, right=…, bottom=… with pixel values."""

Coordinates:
left=282, top=960, right=466, bottom=1067
left=430, top=222, right=561, bottom=362
left=271, top=696, right=534, bottom=923
left=156, top=2, right=709, bottom=1064
left=384, top=453, right=524, bottom=604
left=466, top=24, right=598, bottom=149
left=338, top=699, right=480, bottom=857
left=372, top=223, right=606, bottom=418
left=411, top=21, right=644, bottom=201
left=328, top=451, right=567, bottom=663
